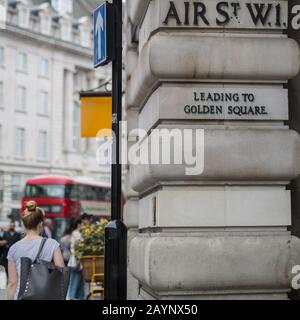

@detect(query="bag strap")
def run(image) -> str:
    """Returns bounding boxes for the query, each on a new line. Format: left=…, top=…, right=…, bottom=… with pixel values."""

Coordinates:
left=34, top=238, right=47, bottom=263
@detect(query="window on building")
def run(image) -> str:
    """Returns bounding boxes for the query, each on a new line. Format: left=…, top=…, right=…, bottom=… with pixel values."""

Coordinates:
left=38, top=90, right=49, bottom=115
left=0, top=82, right=3, bottom=108
left=18, top=7, right=29, bottom=28
left=73, top=72, right=79, bottom=90
left=80, top=27, right=90, bottom=47
left=72, top=102, right=80, bottom=150
left=86, top=77, right=91, bottom=91
left=51, top=0, right=59, bottom=10
left=0, top=47, right=4, bottom=66
left=16, top=86, right=26, bottom=111
left=73, top=72, right=87, bottom=91
left=61, top=22, right=72, bottom=41
left=0, top=0, right=6, bottom=26
left=52, top=0, right=73, bottom=14
left=0, top=124, right=2, bottom=157
left=41, top=15, right=51, bottom=35
left=15, top=127, right=25, bottom=159
left=0, top=173, right=3, bottom=203
left=39, top=58, right=49, bottom=77
left=37, top=130, right=47, bottom=161
left=11, top=174, right=32, bottom=201
left=64, top=0, right=73, bottom=13
left=11, top=174, right=21, bottom=201
left=17, top=52, right=27, bottom=72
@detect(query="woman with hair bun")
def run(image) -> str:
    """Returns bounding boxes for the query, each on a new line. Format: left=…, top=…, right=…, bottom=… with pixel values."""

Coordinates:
left=6, top=200, right=65, bottom=300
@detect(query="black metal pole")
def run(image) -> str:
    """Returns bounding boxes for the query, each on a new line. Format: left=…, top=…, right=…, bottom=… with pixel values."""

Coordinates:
left=104, top=0, right=127, bottom=300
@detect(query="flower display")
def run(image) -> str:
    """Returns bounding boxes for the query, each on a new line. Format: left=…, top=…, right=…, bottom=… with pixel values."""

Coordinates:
left=74, top=219, right=108, bottom=259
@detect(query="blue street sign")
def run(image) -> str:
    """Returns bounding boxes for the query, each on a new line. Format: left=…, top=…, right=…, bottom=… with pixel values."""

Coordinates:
left=93, top=3, right=108, bottom=67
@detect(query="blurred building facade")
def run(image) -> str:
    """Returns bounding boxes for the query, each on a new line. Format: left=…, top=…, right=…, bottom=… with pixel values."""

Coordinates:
left=0, top=0, right=111, bottom=221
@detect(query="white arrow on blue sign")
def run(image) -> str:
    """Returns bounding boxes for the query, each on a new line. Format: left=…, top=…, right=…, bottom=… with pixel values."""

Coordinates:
left=93, top=3, right=108, bottom=67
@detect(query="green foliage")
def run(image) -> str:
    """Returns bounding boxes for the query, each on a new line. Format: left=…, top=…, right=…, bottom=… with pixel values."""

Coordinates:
left=74, top=219, right=108, bottom=259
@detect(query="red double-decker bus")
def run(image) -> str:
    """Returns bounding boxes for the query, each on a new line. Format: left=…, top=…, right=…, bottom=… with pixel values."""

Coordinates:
left=21, top=175, right=121, bottom=240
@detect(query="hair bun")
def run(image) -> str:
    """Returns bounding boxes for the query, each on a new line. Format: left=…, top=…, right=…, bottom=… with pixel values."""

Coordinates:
left=26, top=200, right=37, bottom=212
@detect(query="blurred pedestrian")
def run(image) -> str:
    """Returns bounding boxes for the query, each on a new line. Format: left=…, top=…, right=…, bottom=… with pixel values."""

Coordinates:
left=0, top=227, right=5, bottom=267
left=1, top=222, right=21, bottom=277
left=80, top=213, right=94, bottom=297
left=60, top=226, right=72, bottom=266
left=81, top=213, right=93, bottom=226
left=6, top=201, right=64, bottom=300
left=67, top=218, right=85, bottom=300
left=42, top=219, right=53, bottom=238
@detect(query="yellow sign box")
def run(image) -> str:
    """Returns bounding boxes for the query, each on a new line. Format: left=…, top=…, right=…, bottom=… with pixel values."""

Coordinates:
left=80, top=93, right=112, bottom=137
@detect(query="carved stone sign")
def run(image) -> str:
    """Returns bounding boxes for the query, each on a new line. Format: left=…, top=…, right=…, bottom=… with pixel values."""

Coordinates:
left=139, top=0, right=288, bottom=52
left=162, top=0, right=287, bottom=28
left=139, top=86, right=288, bottom=131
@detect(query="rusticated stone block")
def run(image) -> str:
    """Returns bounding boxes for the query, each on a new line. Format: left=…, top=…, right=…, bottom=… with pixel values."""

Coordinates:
left=130, top=233, right=300, bottom=297
left=124, top=198, right=139, bottom=228
left=127, top=33, right=300, bottom=109
left=138, top=186, right=291, bottom=228
left=130, top=128, right=300, bottom=193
